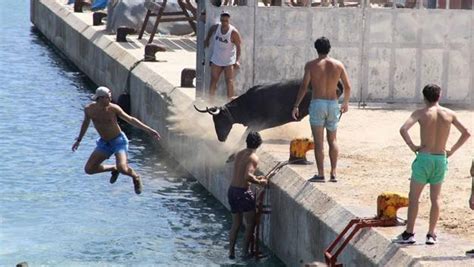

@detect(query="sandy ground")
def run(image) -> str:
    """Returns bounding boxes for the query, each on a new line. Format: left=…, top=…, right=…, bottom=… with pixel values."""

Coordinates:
left=252, top=104, right=474, bottom=242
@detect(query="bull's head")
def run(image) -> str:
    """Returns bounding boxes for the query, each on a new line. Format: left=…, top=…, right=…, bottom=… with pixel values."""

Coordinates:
left=194, top=105, right=233, bottom=142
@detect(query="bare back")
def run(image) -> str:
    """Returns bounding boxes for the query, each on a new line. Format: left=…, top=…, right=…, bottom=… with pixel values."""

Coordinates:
left=85, top=103, right=122, bottom=140
left=230, top=149, right=257, bottom=188
left=307, top=57, right=343, bottom=100
left=417, top=106, right=454, bottom=154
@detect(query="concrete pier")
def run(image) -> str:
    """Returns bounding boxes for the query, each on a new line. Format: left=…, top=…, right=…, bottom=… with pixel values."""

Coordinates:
left=31, top=0, right=474, bottom=266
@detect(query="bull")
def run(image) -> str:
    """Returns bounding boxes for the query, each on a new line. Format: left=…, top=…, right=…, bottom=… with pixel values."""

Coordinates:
left=194, top=79, right=343, bottom=142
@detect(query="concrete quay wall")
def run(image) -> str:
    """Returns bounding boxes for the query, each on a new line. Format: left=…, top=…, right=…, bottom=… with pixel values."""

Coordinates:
left=30, top=0, right=463, bottom=266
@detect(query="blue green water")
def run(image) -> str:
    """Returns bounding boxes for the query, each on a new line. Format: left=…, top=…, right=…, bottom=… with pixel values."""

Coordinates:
left=0, top=1, right=283, bottom=266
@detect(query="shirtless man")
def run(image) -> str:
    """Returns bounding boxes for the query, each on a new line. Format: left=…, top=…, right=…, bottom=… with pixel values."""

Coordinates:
left=467, top=160, right=474, bottom=256
left=292, top=36, right=351, bottom=182
left=71, top=86, right=161, bottom=194
left=470, top=160, right=474, bottom=210
left=227, top=131, right=267, bottom=259
left=204, top=12, right=241, bottom=102
left=393, top=84, right=470, bottom=245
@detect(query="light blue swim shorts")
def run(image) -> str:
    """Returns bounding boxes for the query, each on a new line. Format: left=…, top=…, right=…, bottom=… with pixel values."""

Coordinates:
left=309, top=99, right=340, bottom=132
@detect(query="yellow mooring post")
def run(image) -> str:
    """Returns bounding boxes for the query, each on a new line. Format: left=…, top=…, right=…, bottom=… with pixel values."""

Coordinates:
left=324, top=192, right=409, bottom=267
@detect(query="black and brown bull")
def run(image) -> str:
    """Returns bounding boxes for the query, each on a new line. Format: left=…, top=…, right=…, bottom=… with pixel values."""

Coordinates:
left=194, top=79, right=343, bottom=142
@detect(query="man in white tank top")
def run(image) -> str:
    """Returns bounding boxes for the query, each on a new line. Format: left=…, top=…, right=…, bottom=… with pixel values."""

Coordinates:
left=204, top=12, right=242, bottom=101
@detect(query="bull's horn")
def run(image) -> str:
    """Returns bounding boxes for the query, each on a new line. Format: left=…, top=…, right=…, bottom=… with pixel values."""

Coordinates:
left=194, top=104, right=208, bottom=113
left=208, top=107, right=220, bottom=115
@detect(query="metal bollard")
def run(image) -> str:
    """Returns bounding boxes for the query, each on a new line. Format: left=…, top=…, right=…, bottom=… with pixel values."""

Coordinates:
left=289, top=138, right=314, bottom=165
left=74, top=0, right=91, bottom=12
left=144, top=44, right=166, bottom=62
left=116, top=27, right=136, bottom=42
left=180, top=68, right=196, bottom=87
left=92, top=12, right=107, bottom=26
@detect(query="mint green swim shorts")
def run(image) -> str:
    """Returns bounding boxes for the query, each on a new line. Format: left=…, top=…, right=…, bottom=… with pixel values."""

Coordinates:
left=411, top=152, right=448, bottom=185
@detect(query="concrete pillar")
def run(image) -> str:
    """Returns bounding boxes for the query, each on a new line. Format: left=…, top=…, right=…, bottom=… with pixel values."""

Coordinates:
left=195, top=0, right=206, bottom=98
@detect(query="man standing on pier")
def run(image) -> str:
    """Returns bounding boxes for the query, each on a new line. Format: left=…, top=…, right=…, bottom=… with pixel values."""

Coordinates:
left=291, top=36, right=351, bottom=182
left=204, top=11, right=241, bottom=102
left=72, top=86, right=161, bottom=194
left=227, top=131, right=267, bottom=259
left=467, top=160, right=474, bottom=256
left=393, top=84, right=470, bottom=245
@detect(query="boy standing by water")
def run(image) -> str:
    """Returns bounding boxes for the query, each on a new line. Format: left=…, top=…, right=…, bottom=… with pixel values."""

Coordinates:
left=394, top=84, right=470, bottom=245
left=227, top=132, right=268, bottom=259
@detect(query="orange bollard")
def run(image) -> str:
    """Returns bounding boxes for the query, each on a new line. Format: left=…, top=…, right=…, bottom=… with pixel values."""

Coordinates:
left=324, top=192, right=408, bottom=266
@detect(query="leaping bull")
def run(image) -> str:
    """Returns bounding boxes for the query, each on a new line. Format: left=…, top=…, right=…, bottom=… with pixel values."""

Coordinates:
left=194, top=79, right=343, bottom=142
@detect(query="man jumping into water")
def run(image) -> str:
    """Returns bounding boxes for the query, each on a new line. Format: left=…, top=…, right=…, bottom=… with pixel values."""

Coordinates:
left=393, top=84, right=470, bottom=245
left=292, top=36, right=351, bottom=182
left=227, top=131, right=267, bottom=259
left=72, top=86, right=161, bottom=194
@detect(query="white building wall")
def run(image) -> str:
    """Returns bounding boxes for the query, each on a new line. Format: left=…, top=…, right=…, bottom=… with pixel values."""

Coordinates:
left=200, top=3, right=473, bottom=105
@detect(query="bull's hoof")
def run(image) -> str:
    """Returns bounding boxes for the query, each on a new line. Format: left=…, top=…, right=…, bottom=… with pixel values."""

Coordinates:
left=74, top=0, right=91, bottom=13
left=116, top=27, right=136, bottom=42
left=181, top=68, right=196, bottom=87
left=92, top=12, right=107, bottom=26
left=144, top=44, right=166, bottom=61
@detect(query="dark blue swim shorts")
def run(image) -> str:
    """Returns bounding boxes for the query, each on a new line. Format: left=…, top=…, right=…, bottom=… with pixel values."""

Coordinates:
left=227, top=186, right=256, bottom=213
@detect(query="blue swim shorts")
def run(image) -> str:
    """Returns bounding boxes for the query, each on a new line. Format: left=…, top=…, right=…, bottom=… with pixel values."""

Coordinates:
left=309, top=99, right=340, bottom=131
left=94, top=132, right=129, bottom=158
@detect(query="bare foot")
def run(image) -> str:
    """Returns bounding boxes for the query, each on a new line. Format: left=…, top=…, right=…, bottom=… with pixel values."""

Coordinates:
left=229, top=251, right=235, bottom=259
left=133, top=176, right=143, bottom=194
left=110, top=170, right=119, bottom=184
